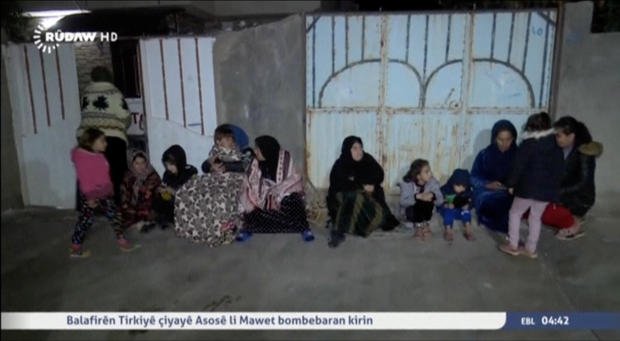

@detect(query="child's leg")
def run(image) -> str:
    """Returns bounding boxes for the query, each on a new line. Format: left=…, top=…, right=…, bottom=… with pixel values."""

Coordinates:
left=460, top=208, right=475, bottom=240
left=525, top=200, right=548, bottom=253
left=72, top=194, right=95, bottom=245
left=507, top=197, right=532, bottom=249
left=100, top=198, right=124, bottom=239
left=441, top=207, right=456, bottom=229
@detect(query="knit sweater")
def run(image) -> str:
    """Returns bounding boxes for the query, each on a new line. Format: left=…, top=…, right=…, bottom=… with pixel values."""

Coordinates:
left=71, top=147, right=114, bottom=200
left=76, top=82, right=131, bottom=142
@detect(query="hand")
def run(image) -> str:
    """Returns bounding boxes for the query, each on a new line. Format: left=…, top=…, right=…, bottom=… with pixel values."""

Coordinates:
left=508, top=188, right=514, bottom=195
left=486, top=181, right=504, bottom=191
left=212, top=162, right=225, bottom=173
left=447, top=203, right=455, bottom=209
left=86, top=199, right=97, bottom=208
left=363, top=184, right=375, bottom=193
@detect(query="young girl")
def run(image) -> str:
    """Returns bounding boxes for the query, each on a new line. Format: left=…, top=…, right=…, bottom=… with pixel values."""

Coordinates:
left=70, top=128, right=138, bottom=258
left=399, top=159, right=444, bottom=241
left=151, top=145, right=197, bottom=229
left=120, top=150, right=161, bottom=231
left=440, top=169, right=474, bottom=242
left=500, top=112, right=564, bottom=258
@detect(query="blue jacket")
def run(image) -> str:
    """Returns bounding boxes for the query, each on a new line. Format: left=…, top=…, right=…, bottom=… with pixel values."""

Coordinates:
left=507, top=129, right=564, bottom=202
left=470, top=120, right=518, bottom=210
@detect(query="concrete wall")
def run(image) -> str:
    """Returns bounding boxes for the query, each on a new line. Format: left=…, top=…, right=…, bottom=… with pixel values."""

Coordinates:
left=1, top=30, right=24, bottom=211
left=213, top=14, right=306, bottom=171
left=555, top=1, right=620, bottom=194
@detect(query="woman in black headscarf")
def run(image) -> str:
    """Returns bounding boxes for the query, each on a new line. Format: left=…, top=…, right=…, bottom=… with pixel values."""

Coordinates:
left=237, top=136, right=313, bottom=241
left=326, top=136, right=400, bottom=247
left=470, top=120, right=518, bottom=234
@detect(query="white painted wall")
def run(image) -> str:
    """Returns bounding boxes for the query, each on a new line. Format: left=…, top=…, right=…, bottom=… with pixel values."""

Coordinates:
left=3, top=43, right=81, bottom=208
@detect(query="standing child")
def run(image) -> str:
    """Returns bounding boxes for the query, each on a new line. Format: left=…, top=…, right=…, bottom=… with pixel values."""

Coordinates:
left=399, top=159, right=444, bottom=241
left=70, top=128, right=138, bottom=258
left=500, top=112, right=564, bottom=258
left=440, top=169, right=475, bottom=242
left=151, top=145, right=197, bottom=230
left=120, top=150, right=161, bottom=231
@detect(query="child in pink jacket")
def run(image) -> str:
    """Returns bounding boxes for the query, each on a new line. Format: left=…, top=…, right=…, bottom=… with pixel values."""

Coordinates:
left=70, top=128, right=138, bottom=257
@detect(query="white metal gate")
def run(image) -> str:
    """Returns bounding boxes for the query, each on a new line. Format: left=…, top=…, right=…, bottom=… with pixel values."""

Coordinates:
left=139, top=37, right=218, bottom=176
left=3, top=43, right=81, bottom=208
left=306, top=10, right=556, bottom=192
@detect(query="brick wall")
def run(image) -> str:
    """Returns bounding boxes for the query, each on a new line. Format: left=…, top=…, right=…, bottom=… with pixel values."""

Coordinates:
left=74, top=42, right=114, bottom=95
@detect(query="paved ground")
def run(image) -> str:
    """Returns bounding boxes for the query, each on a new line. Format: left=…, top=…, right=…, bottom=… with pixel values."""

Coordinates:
left=2, top=194, right=619, bottom=340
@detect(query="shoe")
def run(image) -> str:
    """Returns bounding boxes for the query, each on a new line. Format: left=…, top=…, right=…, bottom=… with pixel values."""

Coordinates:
left=328, top=231, right=345, bottom=248
left=301, top=229, right=315, bottom=242
left=235, top=230, right=253, bottom=242
left=69, top=244, right=91, bottom=258
left=498, top=243, right=520, bottom=256
left=117, top=238, right=141, bottom=252
left=403, top=222, right=414, bottom=230
left=140, top=222, right=156, bottom=233
left=519, top=247, right=539, bottom=259
left=556, top=230, right=586, bottom=241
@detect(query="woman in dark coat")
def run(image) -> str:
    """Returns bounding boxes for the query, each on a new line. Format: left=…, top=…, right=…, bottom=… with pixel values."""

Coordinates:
left=470, top=120, right=518, bottom=234
left=326, top=136, right=400, bottom=247
left=543, top=116, right=603, bottom=239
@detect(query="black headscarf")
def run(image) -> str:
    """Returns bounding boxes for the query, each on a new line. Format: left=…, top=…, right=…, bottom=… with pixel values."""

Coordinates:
left=330, top=136, right=384, bottom=192
left=255, top=135, right=281, bottom=181
left=161, top=144, right=197, bottom=189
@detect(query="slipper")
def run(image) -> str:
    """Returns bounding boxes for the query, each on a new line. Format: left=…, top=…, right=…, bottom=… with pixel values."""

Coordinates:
left=328, top=231, right=345, bottom=248
left=556, top=230, right=586, bottom=241
left=301, top=229, right=315, bottom=242
left=463, top=231, right=476, bottom=241
left=235, top=230, right=253, bottom=242
left=498, top=243, right=520, bottom=256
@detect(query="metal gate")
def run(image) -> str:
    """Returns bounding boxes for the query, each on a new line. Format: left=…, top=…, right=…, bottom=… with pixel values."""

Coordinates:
left=139, top=37, right=218, bottom=176
left=3, top=43, right=81, bottom=208
left=306, top=10, right=556, bottom=192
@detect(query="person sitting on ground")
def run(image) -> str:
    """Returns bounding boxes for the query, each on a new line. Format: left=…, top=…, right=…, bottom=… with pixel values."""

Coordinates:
left=439, top=169, right=475, bottom=242
left=543, top=116, right=603, bottom=240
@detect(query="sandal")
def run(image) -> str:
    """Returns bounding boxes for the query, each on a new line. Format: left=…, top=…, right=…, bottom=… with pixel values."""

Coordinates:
left=556, top=230, right=586, bottom=241
left=519, top=247, right=539, bottom=259
left=498, top=243, right=520, bottom=256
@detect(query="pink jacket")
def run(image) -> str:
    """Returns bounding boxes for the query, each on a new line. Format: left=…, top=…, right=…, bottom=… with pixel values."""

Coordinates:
left=71, top=147, right=113, bottom=200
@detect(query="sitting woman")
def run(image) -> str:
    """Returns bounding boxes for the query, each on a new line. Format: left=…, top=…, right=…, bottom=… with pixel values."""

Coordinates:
left=150, top=145, right=197, bottom=230
left=120, top=150, right=161, bottom=230
left=470, top=120, right=518, bottom=235
left=175, top=125, right=250, bottom=246
left=544, top=116, right=603, bottom=240
left=326, top=136, right=400, bottom=248
left=237, top=135, right=314, bottom=241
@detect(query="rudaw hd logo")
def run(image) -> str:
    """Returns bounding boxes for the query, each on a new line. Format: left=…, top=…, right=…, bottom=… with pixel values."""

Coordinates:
left=33, top=24, right=118, bottom=53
